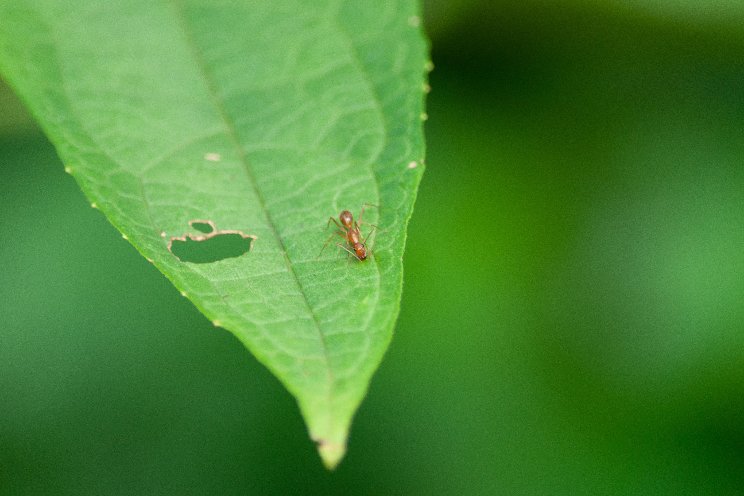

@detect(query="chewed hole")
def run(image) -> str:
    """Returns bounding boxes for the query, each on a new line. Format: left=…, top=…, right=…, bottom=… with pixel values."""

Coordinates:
left=170, top=233, right=254, bottom=263
left=168, top=220, right=256, bottom=264
left=191, top=221, right=214, bottom=234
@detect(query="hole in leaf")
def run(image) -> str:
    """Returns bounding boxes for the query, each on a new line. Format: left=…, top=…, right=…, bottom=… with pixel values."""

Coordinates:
left=191, top=221, right=214, bottom=234
left=168, top=221, right=256, bottom=264
left=170, top=233, right=253, bottom=263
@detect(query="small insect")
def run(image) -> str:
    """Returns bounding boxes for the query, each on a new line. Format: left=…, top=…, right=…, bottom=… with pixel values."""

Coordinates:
left=320, top=205, right=377, bottom=261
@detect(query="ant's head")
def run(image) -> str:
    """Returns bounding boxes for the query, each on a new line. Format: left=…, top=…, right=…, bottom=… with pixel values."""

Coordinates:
left=339, top=210, right=353, bottom=228
left=353, top=242, right=367, bottom=260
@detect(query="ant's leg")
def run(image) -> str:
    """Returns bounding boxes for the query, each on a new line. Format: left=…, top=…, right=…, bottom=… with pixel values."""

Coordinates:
left=358, top=203, right=379, bottom=226
left=326, top=216, right=343, bottom=230
left=352, top=217, right=380, bottom=246
left=318, top=231, right=347, bottom=257
left=362, top=224, right=377, bottom=247
left=318, top=234, right=336, bottom=257
left=336, top=243, right=362, bottom=261
left=321, top=216, right=346, bottom=257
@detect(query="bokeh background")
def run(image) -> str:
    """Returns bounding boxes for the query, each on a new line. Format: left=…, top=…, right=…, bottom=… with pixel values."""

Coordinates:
left=2, top=1, right=744, bottom=493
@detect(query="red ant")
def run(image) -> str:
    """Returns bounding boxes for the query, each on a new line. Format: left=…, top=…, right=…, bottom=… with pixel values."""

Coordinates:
left=320, top=205, right=377, bottom=261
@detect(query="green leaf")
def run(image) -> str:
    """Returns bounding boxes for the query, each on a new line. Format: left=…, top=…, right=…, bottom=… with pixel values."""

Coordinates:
left=0, top=0, right=427, bottom=468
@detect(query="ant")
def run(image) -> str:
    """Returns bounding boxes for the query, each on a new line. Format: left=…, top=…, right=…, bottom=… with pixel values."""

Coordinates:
left=320, top=205, right=377, bottom=261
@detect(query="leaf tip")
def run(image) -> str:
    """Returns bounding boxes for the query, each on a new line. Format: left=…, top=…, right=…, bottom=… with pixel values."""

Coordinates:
left=315, top=438, right=347, bottom=471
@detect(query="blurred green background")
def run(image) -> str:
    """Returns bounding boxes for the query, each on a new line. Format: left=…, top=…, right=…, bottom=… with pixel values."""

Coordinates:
left=2, top=1, right=744, bottom=494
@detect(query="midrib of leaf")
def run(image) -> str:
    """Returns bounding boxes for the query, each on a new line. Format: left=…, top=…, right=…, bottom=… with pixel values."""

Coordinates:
left=166, top=0, right=339, bottom=435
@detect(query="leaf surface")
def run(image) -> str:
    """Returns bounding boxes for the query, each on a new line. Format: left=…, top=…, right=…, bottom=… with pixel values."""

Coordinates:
left=0, top=0, right=427, bottom=467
